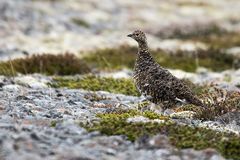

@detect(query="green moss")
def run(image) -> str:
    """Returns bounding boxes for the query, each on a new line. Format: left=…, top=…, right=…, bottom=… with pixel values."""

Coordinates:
left=82, top=46, right=137, bottom=71
left=236, top=84, right=240, bottom=88
left=82, top=46, right=236, bottom=72
left=51, top=75, right=140, bottom=96
left=88, top=109, right=170, bottom=141
left=84, top=109, right=240, bottom=159
left=50, top=120, right=57, bottom=127
left=0, top=53, right=91, bottom=76
left=199, top=48, right=235, bottom=71
left=195, top=33, right=240, bottom=49
left=142, top=110, right=168, bottom=120
left=71, top=18, right=90, bottom=28
left=219, top=137, right=240, bottom=160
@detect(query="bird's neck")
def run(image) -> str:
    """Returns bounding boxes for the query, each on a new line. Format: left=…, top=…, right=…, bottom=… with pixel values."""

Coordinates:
left=136, top=41, right=154, bottom=63
left=138, top=42, right=152, bottom=60
left=138, top=41, right=148, bottom=53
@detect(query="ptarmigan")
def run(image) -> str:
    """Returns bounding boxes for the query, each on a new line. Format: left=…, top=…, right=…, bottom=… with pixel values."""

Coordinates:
left=127, top=30, right=205, bottom=109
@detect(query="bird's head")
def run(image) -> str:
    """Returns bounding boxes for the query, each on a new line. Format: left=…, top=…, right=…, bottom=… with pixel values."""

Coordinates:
left=127, top=30, right=147, bottom=44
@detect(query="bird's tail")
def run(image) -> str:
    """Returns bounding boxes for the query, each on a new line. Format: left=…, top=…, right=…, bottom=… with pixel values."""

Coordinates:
left=186, top=95, right=206, bottom=108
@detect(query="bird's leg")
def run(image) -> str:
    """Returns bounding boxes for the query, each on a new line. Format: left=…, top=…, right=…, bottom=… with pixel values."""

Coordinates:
left=115, top=102, right=133, bottom=109
left=175, top=97, right=188, bottom=105
left=161, top=101, right=175, bottom=115
left=137, top=95, right=152, bottom=112
left=149, top=103, right=163, bottom=114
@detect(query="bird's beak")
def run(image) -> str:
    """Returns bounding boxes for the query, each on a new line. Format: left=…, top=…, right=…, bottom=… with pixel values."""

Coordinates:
left=127, top=34, right=133, bottom=37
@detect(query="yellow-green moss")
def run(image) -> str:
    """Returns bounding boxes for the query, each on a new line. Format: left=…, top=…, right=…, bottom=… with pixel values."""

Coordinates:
left=71, top=18, right=90, bottom=28
left=0, top=53, right=90, bottom=76
left=142, top=110, right=168, bottom=120
left=82, top=46, right=236, bottom=72
left=84, top=109, right=240, bottom=159
left=51, top=75, right=140, bottom=96
left=50, top=120, right=57, bottom=127
left=193, top=33, right=240, bottom=49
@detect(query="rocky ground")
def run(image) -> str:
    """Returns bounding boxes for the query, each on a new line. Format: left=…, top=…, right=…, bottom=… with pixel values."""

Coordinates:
left=0, top=74, right=239, bottom=160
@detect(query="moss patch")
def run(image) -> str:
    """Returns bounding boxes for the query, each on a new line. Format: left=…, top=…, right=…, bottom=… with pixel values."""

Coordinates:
left=82, top=46, right=236, bottom=72
left=71, top=18, right=90, bottom=28
left=50, top=120, right=57, bottom=127
left=86, top=109, right=170, bottom=141
left=0, top=53, right=90, bottom=76
left=51, top=75, right=140, bottom=96
left=191, top=32, right=240, bottom=49
left=84, top=109, right=240, bottom=159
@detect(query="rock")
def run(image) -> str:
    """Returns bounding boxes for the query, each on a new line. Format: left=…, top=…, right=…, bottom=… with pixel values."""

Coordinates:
left=217, top=111, right=240, bottom=125
left=136, top=134, right=172, bottom=149
left=14, top=75, right=50, bottom=89
left=127, top=116, right=165, bottom=123
left=2, top=84, right=22, bottom=92
left=100, top=69, right=132, bottom=79
left=127, top=116, right=150, bottom=123
left=170, top=111, right=196, bottom=119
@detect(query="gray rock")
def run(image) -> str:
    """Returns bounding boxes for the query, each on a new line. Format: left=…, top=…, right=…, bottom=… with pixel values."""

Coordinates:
left=217, top=111, right=240, bottom=125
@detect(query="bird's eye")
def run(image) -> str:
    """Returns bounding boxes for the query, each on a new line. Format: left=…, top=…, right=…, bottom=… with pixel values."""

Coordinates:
left=135, top=33, right=139, bottom=36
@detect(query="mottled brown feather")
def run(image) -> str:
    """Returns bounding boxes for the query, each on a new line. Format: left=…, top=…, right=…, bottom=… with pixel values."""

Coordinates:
left=128, top=30, right=205, bottom=108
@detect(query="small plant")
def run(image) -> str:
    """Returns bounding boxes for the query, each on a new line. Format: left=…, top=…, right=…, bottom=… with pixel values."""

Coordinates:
left=50, top=120, right=57, bottom=127
left=179, top=86, right=240, bottom=120
left=0, top=53, right=91, bottom=76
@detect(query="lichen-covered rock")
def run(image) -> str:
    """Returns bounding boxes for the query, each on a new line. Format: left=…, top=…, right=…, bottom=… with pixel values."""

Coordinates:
left=170, top=111, right=197, bottom=119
